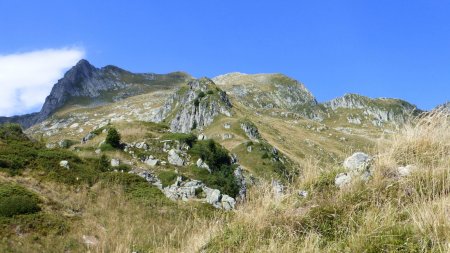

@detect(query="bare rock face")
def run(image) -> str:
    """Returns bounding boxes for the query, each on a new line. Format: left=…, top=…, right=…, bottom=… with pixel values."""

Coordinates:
left=168, top=149, right=185, bottom=166
left=324, top=93, right=421, bottom=126
left=240, top=121, right=261, bottom=141
left=151, top=78, right=232, bottom=133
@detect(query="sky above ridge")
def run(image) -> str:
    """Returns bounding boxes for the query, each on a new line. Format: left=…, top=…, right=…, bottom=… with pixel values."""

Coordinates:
left=1, top=0, right=449, bottom=116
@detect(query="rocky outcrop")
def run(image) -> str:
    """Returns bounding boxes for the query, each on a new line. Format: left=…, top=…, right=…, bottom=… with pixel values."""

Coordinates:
left=234, top=166, right=247, bottom=201
left=335, top=152, right=372, bottom=188
left=240, top=121, right=261, bottom=141
left=168, top=149, right=185, bottom=166
left=324, top=93, right=421, bottom=126
left=151, top=78, right=232, bottom=133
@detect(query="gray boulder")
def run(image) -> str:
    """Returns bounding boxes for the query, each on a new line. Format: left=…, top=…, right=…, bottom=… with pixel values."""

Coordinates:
left=335, top=173, right=352, bottom=188
left=168, top=149, right=185, bottom=166
left=204, top=187, right=222, bottom=208
left=111, top=159, right=120, bottom=167
left=144, top=157, right=159, bottom=167
left=59, top=160, right=70, bottom=169
left=221, top=195, right=236, bottom=210
left=343, top=152, right=371, bottom=173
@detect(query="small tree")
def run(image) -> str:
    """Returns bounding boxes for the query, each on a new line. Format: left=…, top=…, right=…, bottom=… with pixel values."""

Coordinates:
left=106, top=128, right=121, bottom=148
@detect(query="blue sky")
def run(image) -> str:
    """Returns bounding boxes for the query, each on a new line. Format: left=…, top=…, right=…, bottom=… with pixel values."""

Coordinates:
left=1, top=0, right=449, bottom=115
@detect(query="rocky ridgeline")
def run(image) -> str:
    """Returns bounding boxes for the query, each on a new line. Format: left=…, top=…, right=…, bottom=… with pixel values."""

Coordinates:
left=213, top=73, right=318, bottom=111
left=434, top=101, right=450, bottom=113
left=324, top=93, right=421, bottom=126
left=0, top=59, right=189, bottom=129
left=151, top=78, right=232, bottom=133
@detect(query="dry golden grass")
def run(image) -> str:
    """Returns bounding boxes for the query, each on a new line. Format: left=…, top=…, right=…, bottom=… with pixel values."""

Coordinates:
left=197, top=110, right=450, bottom=252
left=4, top=110, right=449, bottom=252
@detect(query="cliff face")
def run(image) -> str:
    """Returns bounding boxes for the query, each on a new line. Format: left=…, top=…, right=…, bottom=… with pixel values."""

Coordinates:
left=0, top=60, right=191, bottom=128
left=151, top=78, right=232, bottom=133
left=324, top=93, right=422, bottom=126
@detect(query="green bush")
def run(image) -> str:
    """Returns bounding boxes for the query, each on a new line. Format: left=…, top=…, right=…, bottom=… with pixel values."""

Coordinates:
left=0, top=123, right=26, bottom=142
left=0, top=184, right=41, bottom=217
left=99, top=143, right=115, bottom=152
left=198, top=91, right=206, bottom=98
left=194, top=98, right=200, bottom=107
left=105, top=128, right=121, bottom=148
left=189, top=140, right=230, bottom=172
left=96, top=154, right=110, bottom=172
left=189, top=140, right=239, bottom=197
left=207, top=90, right=214, bottom=95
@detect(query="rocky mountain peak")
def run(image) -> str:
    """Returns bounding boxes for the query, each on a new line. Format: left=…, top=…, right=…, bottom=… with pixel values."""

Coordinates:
left=212, top=73, right=317, bottom=111
left=151, top=78, right=232, bottom=133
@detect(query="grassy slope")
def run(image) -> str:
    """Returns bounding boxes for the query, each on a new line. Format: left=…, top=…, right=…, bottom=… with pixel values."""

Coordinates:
left=0, top=124, right=221, bottom=253
left=202, top=111, right=450, bottom=252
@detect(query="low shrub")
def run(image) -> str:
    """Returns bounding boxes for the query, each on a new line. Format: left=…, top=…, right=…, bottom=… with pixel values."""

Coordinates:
left=105, top=127, right=121, bottom=148
left=0, top=184, right=41, bottom=217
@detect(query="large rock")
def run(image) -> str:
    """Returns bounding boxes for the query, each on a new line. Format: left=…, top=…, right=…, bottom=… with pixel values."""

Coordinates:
left=168, top=149, right=185, bottom=166
left=82, top=132, right=96, bottom=144
left=335, top=173, right=352, bottom=188
left=59, top=160, right=70, bottom=169
left=111, top=159, right=120, bottom=167
left=144, top=157, right=159, bottom=167
left=343, top=152, right=371, bottom=173
left=221, top=195, right=236, bottom=210
left=335, top=152, right=373, bottom=188
left=204, top=187, right=222, bottom=209
left=164, top=177, right=204, bottom=201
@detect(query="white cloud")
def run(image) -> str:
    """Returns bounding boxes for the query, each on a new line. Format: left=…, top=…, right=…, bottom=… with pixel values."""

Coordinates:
left=0, top=47, right=85, bottom=116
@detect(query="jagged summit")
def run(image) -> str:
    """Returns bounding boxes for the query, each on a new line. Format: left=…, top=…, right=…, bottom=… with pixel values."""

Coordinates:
left=0, top=59, right=191, bottom=128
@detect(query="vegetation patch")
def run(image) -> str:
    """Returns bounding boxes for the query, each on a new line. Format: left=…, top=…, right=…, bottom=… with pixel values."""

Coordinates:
left=0, top=184, right=41, bottom=217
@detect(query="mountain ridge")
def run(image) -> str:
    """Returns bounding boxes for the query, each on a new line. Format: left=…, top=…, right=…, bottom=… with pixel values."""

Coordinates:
left=0, top=59, right=436, bottom=131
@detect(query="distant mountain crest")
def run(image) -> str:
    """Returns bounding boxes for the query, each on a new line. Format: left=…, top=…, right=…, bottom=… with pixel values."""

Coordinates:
left=213, top=73, right=317, bottom=110
left=0, top=59, right=191, bottom=128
